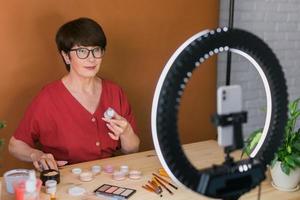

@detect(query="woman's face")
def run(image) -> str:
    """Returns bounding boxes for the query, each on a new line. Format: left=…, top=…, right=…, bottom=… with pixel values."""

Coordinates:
left=63, top=45, right=104, bottom=78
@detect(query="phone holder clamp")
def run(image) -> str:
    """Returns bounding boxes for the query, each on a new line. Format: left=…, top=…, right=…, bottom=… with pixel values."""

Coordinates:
left=211, top=111, right=248, bottom=153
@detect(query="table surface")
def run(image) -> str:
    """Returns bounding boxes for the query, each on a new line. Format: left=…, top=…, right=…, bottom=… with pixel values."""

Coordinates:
left=1, top=140, right=300, bottom=200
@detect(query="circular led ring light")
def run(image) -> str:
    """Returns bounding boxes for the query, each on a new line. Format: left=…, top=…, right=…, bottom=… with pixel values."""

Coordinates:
left=151, top=28, right=288, bottom=197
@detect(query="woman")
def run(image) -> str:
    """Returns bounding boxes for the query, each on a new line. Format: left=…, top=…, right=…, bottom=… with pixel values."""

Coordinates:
left=9, top=17, right=140, bottom=171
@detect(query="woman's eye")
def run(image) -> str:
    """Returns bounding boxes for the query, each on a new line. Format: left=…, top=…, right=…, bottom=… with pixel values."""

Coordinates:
left=78, top=48, right=87, bottom=53
left=94, top=48, right=101, bottom=53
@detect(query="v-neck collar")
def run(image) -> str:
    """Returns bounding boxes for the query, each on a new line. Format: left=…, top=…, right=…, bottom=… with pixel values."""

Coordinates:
left=59, top=79, right=105, bottom=116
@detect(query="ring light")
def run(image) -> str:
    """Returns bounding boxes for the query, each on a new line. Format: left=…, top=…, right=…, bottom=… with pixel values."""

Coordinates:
left=151, top=27, right=288, bottom=199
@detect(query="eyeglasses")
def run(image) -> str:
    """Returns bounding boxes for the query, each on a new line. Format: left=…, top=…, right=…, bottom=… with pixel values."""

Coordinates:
left=69, top=47, right=104, bottom=59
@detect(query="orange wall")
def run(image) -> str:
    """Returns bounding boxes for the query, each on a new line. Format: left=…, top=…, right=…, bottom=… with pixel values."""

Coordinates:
left=0, top=0, right=219, bottom=174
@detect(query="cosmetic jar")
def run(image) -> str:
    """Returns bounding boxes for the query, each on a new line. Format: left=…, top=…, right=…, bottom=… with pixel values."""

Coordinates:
left=3, top=169, right=30, bottom=193
left=79, top=171, right=94, bottom=182
left=40, top=169, right=60, bottom=186
left=45, top=180, right=57, bottom=195
left=120, top=165, right=129, bottom=175
left=112, top=170, right=126, bottom=181
left=104, top=165, right=114, bottom=174
left=128, top=170, right=142, bottom=180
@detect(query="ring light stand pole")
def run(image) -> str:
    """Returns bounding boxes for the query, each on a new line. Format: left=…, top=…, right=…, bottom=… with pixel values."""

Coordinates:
left=223, top=0, right=238, bottom=178
left=226, top=0, right=235, bottom=85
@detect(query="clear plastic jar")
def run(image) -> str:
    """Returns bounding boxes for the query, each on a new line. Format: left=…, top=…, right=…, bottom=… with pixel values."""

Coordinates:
left=45, top=180, right=57, bottom=195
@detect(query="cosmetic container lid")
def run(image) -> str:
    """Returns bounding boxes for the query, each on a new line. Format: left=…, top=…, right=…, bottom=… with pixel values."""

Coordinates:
left=71, top=168, right=82, bottom=175
left=120, top=165, right=129, bottom=174
left=91, top=165, right=101, bottom=174
left=68, top=186, right=86, bottom=196
left=104, top=107, right=115, bottom=119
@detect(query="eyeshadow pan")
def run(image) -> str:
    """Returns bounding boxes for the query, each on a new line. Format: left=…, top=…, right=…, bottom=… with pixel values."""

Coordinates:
left=121, top=189, right=134, bottom=197
left=105, top=186, right=118, bottom=193
left=113, top=188, right=126, bottom=195
left=98, top=184, right=111, bottom=192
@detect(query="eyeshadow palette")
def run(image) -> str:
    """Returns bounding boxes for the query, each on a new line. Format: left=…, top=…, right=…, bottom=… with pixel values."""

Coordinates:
left=94, top=184, right=136, bottom=199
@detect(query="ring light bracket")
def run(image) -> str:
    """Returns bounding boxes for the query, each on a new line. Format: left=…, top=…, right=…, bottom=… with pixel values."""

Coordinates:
left=211, top=111, right=248, bottom=152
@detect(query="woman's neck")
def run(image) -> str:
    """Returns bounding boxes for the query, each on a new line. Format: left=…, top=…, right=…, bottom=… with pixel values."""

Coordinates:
left=62, top=74, right=101, bottom=94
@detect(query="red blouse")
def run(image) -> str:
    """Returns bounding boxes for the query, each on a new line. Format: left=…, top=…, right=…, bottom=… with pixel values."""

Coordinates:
left=14, top=79, right=137, bottom=164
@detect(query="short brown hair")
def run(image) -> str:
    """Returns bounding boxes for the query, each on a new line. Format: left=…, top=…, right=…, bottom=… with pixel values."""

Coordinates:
left=55, top=17, right=107, bottom=71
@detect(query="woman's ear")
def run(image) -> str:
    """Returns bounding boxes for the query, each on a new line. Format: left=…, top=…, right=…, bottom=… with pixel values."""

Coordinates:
left=61, top=51, right=71, bottom=65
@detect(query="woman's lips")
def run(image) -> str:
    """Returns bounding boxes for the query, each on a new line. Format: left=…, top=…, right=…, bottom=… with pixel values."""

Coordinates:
left=84, top=66, right=96, bottom=70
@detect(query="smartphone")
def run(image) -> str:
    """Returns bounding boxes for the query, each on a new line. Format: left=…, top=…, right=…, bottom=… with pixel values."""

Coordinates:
left=217, top=85, right=242, bottom=147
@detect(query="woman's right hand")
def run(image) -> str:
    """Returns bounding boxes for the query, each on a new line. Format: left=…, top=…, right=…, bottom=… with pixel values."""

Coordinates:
left=30, top=151, right=68, bottom=171
left=8, top=137, right=68, bottom=171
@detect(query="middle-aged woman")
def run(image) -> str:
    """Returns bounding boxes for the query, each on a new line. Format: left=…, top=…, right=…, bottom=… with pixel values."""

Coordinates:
left=9, top=17, right=140, bottom=171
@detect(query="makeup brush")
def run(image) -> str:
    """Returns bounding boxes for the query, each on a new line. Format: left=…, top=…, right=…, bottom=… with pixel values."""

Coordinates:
left=153, top=173, right=178, bottom=189
left=148, top=180, right=162, bottom=193
left=143, top=184, right=162, bottom=197
left=154, top=177, right=173, bottom=195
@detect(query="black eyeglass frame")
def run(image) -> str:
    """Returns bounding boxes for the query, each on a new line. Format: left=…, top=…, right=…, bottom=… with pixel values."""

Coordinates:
left=69, top=47, right=105, bottom=59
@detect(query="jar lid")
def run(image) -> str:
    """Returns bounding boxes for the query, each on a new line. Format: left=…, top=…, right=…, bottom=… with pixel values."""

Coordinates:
left=71, top=168, right=82, bottom=175
left=91, top=165, right=101, bottom=174
left=120, top=165, right=129, bottom=174
left=68, top=186, right=86, bottom=196
left=104, top=107, right=115, bottom=119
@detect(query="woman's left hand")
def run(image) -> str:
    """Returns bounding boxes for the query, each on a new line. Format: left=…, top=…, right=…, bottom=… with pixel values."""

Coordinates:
left=102, top=112, right=133, bottom=140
